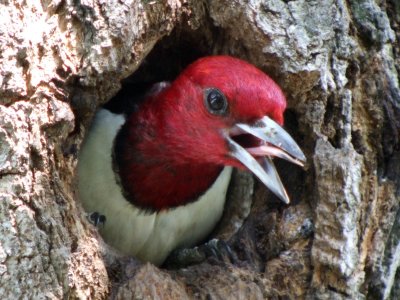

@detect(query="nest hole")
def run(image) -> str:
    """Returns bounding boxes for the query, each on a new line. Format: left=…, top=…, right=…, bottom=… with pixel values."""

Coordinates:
left=84, top=27, right=311, bottom=271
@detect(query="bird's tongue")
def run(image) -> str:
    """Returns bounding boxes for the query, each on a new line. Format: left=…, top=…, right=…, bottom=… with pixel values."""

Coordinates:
left=246, top=144, right=305, bottom=167
left=227, top=116, right=306, bottom=204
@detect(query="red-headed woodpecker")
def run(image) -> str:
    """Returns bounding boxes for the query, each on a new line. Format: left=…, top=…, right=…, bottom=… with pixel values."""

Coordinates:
left=78, top=56, right=306, bottom=265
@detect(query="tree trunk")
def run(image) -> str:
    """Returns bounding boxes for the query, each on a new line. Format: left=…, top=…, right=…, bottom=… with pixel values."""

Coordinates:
left=0, top=0, right=399, bottom=299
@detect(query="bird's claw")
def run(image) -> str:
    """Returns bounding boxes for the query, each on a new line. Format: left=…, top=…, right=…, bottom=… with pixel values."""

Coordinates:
left=164, top=238, right=238, bottom=269
left=87, top=212, right=107, bottom=227
left=199, top=239, right=238, bottom=263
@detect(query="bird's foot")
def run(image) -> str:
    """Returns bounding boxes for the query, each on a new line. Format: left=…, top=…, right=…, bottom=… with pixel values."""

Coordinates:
left=164, top=238, right=238, bottom=269
left=198, top=239, right=238, bottom=263
left=87, top=212, right=107, bottom=227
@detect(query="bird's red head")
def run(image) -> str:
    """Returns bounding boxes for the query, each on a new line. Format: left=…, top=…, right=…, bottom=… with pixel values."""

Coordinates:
left=180, top=56, right=286, bottom=125
left=117, top=56, right=305, bottom=210
left=138, top=56, right=287, bottom=166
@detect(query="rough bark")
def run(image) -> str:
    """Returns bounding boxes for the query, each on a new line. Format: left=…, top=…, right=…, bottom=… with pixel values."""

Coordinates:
left=0, top=0, right=399, bottom=299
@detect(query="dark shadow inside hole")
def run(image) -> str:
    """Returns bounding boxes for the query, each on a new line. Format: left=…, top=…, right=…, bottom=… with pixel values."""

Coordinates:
left=103, top=28, right=214, bottom=114
left=270, top=109, right=307, bottom=207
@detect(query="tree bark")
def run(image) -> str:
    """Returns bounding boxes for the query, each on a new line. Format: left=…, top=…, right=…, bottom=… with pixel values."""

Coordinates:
left=0, top=0, right=399, bottom=299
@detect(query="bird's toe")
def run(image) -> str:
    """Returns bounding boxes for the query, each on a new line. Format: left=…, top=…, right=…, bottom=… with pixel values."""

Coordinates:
left=164, top=238, right=238, bottom=269
left=87, top=212, right=107, bottom=227
left=199, top=239, right=238, bottom=264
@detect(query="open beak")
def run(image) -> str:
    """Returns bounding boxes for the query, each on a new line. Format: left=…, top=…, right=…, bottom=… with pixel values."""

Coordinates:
left=226, top=116, right=306, bottom=204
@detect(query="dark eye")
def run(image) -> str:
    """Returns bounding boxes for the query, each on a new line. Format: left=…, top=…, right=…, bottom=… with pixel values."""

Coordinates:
left=204, top=88, right=228, bottom=115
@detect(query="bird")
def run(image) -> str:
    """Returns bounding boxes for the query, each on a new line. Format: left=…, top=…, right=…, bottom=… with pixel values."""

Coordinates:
left=77, top=55, right=306, bottom=266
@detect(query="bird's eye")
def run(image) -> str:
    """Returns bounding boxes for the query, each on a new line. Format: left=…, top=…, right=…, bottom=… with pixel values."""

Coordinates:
left=204, top=88, right=228, bottom=115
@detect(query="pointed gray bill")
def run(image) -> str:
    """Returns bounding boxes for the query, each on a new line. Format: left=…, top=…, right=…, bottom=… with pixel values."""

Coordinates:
left=235, top=116, right=306, bottom=166
left=227, top=116, right=306, bottom=204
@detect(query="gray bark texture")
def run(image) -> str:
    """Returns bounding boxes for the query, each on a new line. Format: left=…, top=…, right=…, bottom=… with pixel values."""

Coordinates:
left=0, top=0, right=399, bottom=299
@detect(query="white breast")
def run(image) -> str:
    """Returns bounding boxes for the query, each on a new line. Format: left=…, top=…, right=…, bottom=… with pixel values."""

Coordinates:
left=78, top=109, right=232, bottom=265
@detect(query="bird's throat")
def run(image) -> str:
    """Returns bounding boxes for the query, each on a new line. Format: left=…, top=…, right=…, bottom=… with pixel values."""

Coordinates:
left=116, top=158, right=224, bottom=211
left=113, top=121, right=224, bottom=211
